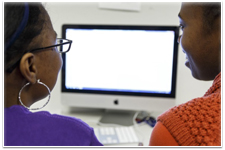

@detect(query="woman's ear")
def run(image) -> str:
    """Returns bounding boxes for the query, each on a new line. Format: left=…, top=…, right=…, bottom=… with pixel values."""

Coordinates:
left=19, top=53, right=37, bottom=84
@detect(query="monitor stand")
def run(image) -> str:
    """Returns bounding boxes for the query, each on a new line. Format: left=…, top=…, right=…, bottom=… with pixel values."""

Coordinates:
left=99, top=109, right=137, bottom=126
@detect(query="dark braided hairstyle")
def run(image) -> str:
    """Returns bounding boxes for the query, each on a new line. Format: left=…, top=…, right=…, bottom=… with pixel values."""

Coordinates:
left=4, top=2, right=46, bottom=73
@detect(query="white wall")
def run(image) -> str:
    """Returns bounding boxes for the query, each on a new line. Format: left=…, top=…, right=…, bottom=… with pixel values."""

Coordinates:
left=37, top=2, right=213, bottom=114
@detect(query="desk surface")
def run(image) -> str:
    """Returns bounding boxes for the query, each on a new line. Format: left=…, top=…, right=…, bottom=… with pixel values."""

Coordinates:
left=60, top=107, right=158, bottom=146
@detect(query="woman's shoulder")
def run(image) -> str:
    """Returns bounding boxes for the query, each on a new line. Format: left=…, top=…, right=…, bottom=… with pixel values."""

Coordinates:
left=4, top=105, right=98, bottom=146
left=159, top=88, right=221, bottom=119
left=156, top=93, right=221, bottom=146
left=38, top=110, right=92, bottom=132
left=5, top=105, right=92, bottom=133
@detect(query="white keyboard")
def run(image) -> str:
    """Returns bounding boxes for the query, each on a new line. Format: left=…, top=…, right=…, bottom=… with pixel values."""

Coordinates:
left=94, top=126, right=139, bottom=145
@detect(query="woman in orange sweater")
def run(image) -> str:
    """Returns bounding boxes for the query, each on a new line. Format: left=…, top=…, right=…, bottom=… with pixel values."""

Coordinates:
left=149, top=2, right=221, bottom=146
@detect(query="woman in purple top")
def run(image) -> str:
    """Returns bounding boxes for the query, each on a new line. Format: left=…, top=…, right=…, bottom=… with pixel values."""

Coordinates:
left=4, top=2, right=102, bottom=146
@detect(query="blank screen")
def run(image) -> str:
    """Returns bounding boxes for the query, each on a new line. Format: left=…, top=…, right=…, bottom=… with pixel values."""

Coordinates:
left=65, top=28, right=175, bottom=94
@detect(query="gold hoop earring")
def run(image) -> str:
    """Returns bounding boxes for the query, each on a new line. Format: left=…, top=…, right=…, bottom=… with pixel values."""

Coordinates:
left=18, top=79, right=51, bottom=110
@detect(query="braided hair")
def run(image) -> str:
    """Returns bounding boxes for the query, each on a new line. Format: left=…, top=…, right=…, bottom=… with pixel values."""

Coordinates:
left=4, top=2, right=46, bottom=73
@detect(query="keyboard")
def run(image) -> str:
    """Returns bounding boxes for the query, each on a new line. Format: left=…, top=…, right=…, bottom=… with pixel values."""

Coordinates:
left=94, top=126, right=139, bottom=145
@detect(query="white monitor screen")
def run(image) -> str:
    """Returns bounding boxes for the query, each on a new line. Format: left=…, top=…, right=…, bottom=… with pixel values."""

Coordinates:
left=62, top=25, right=179, bottom=98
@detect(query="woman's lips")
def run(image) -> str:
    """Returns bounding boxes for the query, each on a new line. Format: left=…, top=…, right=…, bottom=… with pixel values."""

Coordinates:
left=183, top=50, right=190, bottom=67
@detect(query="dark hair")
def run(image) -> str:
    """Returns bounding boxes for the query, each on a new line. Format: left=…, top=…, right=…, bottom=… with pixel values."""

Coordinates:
left=201, top=2, right=221, bottom=31
left=4, top=2, right=46, bottom=73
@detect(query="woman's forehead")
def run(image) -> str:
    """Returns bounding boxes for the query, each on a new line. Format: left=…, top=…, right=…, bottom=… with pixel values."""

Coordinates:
left=180, top=3, right=203, bottom=21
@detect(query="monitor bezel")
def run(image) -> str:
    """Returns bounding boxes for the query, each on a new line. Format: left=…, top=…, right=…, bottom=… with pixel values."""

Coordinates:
left=61, top=24, right=179, bottom=98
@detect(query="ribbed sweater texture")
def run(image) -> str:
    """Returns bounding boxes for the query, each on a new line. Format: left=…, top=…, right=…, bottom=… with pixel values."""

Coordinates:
left=157, top=73, right=221, bottom=146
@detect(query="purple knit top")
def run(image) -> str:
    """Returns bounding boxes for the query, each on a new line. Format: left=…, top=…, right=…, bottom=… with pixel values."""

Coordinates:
left=4, top=105, right=103, bottom=146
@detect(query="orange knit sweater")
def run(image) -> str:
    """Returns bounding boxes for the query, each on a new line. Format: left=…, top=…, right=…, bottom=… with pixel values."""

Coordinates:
left=149, top=73, right=221, bottom=146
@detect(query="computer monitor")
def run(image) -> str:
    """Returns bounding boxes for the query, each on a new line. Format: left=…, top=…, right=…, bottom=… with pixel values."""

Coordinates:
left=61, top=24, right=179, bottom=125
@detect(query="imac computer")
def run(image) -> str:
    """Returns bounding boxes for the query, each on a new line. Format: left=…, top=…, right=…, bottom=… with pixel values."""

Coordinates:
left=61, top=24, right=179, bottom=125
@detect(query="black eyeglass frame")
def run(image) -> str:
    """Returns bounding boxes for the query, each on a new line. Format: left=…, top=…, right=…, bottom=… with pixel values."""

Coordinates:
left=6, top=38, right=72, bottom=73
left=28, top=38, right=72, bottom=53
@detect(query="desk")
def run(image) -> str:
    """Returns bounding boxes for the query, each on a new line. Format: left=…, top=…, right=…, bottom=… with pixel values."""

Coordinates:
left=60, top=107, right=159, bottom=146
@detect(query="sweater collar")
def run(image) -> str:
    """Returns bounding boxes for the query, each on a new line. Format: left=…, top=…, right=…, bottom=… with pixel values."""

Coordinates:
left=5, top=105, right=31, bottom=114
left=204, top=72, right=221, bottom=96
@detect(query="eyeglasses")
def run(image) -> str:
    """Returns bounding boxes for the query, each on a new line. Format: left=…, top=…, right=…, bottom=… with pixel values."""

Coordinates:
left=6, top=38, right=72, bottom=73
left=29, top=38, right=72, bottom=54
